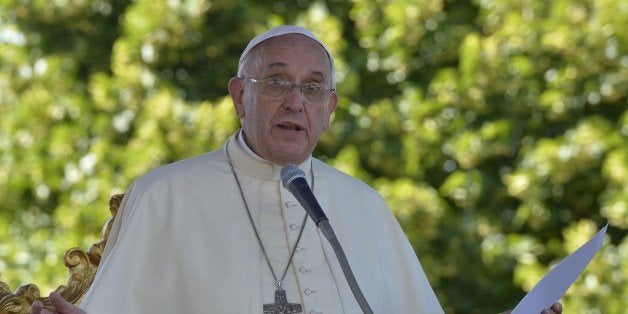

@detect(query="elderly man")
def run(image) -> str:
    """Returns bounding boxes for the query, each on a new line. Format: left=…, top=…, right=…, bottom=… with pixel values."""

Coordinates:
left=31, top=25, right=562, bottom=314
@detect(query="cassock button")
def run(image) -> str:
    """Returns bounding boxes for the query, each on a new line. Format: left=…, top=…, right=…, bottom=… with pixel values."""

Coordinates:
left=296, top=245, right=306, bottom=252
left=309, top=310, right=322, bottom=314
left=289, top=223, right=301, bottom=231
left=299, top=266, right=311, bottom=274
left=304, top=288, right=317, bottom=295
left=285, top=201, right=298, bottom=209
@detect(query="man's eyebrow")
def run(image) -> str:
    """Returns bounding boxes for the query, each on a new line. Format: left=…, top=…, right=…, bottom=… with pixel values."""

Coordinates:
left=265, top=62, right=326, bottom=79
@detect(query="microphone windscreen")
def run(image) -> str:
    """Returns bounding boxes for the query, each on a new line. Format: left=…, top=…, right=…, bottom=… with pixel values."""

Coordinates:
left=280, top=164, right=305, bottom=189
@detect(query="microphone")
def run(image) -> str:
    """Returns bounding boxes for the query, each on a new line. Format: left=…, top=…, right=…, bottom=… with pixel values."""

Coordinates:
left=280, top=164, right=373, bottom=314
left=280, top=164, right=328, bottom=226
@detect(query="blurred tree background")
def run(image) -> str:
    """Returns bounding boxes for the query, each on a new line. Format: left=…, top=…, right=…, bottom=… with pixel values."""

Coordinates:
left=0, top=0, right=626, bottom=312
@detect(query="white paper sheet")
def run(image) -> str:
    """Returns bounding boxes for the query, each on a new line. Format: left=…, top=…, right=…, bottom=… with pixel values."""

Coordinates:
left=512, top=224, right=607, bottom=314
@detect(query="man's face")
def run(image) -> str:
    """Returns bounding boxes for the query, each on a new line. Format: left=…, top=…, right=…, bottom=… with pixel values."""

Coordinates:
left=229, top=34, right=338, bottom=165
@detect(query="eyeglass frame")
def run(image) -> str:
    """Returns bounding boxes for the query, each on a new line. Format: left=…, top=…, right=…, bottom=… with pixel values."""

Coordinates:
left=239, top=77, right=336, bottom=103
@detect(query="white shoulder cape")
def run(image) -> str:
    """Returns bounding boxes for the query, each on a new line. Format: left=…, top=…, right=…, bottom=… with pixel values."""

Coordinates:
left=80, top=135, right=443, bottom=313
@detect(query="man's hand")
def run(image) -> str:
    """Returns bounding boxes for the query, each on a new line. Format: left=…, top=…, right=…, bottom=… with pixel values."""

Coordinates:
left=541, top=302, right=563, bottom=314
left=501, top=302, right=563, bottom=314
left=29, top=291, right=86, bottom=314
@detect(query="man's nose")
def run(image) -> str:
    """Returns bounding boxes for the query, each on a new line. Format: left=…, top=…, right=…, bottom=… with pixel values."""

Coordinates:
left=282, top=85, right=305, bottom=111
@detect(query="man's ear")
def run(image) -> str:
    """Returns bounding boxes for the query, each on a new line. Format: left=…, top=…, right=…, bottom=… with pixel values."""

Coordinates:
left=228, top=77, right=245, bottom=118
left=323, top=92, right=339, bottom=130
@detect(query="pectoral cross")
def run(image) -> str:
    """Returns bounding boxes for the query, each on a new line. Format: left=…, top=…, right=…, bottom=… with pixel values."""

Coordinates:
left=263, top=289, right=302, bottom=314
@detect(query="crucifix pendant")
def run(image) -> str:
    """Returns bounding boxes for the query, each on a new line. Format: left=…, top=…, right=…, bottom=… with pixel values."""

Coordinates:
left=263, top=289, right=302, bottom=314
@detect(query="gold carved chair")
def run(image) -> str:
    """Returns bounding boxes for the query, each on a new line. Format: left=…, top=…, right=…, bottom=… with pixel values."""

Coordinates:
left=0, top=194, right=123, bottom=314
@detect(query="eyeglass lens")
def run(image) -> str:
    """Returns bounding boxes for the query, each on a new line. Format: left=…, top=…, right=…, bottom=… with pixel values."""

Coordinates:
left=256, top=78, right=330, bottom=102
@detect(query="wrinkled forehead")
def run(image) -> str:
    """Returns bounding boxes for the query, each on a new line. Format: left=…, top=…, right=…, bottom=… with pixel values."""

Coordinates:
left=256, top=34, right=330, bottom=71
left=237, top=25, right=336, bottom=86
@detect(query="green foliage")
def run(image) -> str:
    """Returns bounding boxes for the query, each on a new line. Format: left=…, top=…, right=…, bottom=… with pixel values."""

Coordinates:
left=1, top=0, right=626, bottom=312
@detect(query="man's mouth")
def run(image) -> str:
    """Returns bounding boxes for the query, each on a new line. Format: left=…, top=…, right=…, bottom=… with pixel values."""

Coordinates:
left=277, top=123, right=303, bottom=132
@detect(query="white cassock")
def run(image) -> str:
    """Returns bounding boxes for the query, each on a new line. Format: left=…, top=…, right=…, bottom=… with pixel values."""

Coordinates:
left=80, top=131, right=443, bottom=313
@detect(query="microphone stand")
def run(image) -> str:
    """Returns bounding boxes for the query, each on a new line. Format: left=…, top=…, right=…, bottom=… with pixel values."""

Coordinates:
left=281, top=165, right=373, bottom=313
left=315, top=219, right=373, bottom=314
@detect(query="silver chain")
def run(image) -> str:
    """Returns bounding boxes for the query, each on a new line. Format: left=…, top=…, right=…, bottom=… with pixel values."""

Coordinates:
left=225, top=145, right=310, bottom=290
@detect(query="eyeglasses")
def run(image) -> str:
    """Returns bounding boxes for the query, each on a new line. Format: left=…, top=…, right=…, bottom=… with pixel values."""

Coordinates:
left=240, top=77, right=335, bottom=103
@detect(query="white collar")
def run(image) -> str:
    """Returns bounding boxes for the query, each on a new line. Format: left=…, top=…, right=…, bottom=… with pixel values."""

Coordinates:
left=236, top=130, right=267, bottom=163
left=232, top=130, right=312, bottom=181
